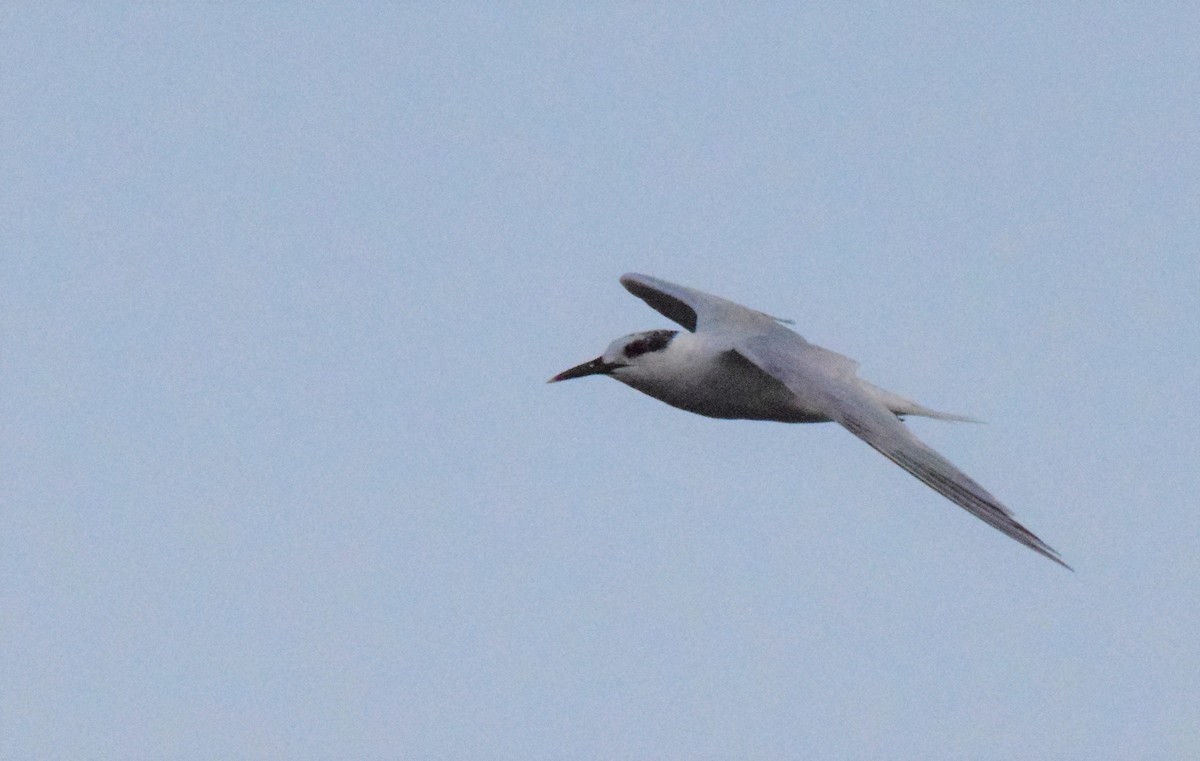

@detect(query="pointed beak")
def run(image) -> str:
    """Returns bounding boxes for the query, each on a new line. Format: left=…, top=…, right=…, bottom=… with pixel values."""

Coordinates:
left=547, top=356, right=623, bottom=383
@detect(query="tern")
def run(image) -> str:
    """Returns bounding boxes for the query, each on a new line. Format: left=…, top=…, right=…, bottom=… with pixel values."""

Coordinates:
left=550, top=273, right=1069, bottom=569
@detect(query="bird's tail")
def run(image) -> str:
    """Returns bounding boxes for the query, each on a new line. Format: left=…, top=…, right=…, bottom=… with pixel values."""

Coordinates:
left=860, top=380, right=983, bottom=423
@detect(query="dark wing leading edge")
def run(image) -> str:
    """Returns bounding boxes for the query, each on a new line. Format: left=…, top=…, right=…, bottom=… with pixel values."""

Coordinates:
left=739, top=333, right=1070, bottom=569
left=620, top=273, right=786, bottom=336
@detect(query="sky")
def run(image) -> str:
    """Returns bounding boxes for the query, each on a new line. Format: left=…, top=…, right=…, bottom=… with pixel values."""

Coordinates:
left=3, top=4, right=1199, bottom=759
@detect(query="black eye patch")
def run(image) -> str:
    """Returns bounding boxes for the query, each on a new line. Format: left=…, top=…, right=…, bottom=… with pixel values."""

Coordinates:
left=624, top=330, right=677, bottom=358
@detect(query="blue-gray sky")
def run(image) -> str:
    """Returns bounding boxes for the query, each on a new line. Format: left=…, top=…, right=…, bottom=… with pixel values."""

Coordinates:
left=4, top=4, right=1198, bottom=759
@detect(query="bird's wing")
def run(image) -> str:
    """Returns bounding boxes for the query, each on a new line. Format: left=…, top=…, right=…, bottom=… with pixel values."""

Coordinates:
left=621, top=272, right=788, bottom=335
left=738, top=333, right=1070, bottom=569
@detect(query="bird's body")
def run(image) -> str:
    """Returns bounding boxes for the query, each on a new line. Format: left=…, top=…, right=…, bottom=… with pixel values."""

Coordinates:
left=610, top=330, right=825, bottom=422
left=550, top=273, right=1070, bottom=569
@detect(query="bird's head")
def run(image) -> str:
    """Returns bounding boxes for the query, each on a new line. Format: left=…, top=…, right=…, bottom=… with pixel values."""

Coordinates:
left=548, top=329, right=679, bottom=383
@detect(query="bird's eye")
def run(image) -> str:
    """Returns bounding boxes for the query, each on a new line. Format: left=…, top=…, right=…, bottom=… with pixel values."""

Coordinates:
left=624, top=330, right=676, bottom=358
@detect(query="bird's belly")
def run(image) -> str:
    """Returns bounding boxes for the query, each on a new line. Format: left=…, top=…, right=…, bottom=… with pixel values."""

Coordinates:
left=623, top=363, right=830, bottom=423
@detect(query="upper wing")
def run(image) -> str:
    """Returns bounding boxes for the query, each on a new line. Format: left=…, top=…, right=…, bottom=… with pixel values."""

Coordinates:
left=739, top=334, right=1070, bottom=569
left=620, top=273, right=789, bottom=335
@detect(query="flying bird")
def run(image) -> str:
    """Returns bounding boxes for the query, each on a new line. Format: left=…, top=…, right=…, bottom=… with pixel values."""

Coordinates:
left=550, top=273, right=1069, bottom=569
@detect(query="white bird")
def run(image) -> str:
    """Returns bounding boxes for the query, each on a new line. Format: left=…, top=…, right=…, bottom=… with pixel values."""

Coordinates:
left=550, top=273, right=1069, bottom=569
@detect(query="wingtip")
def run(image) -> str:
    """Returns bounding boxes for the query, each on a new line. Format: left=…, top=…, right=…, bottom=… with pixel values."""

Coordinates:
left=1032, top=542, right=1073, bottom=571
left=619, top=272, right=646, bottom=285
left=1048, top=551, right=1074, bottom=572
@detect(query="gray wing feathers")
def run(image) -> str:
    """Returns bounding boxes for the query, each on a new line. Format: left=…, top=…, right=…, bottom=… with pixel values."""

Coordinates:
left=834, top=402, right=1070, bottom=569
left=620, top=273, right=1069, bottom=568
left=739, top=336, right=1070, bottom=569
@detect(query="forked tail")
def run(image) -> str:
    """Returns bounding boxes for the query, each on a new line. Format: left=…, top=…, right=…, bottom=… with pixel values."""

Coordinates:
left=860, top=380, right=983, bottom=423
